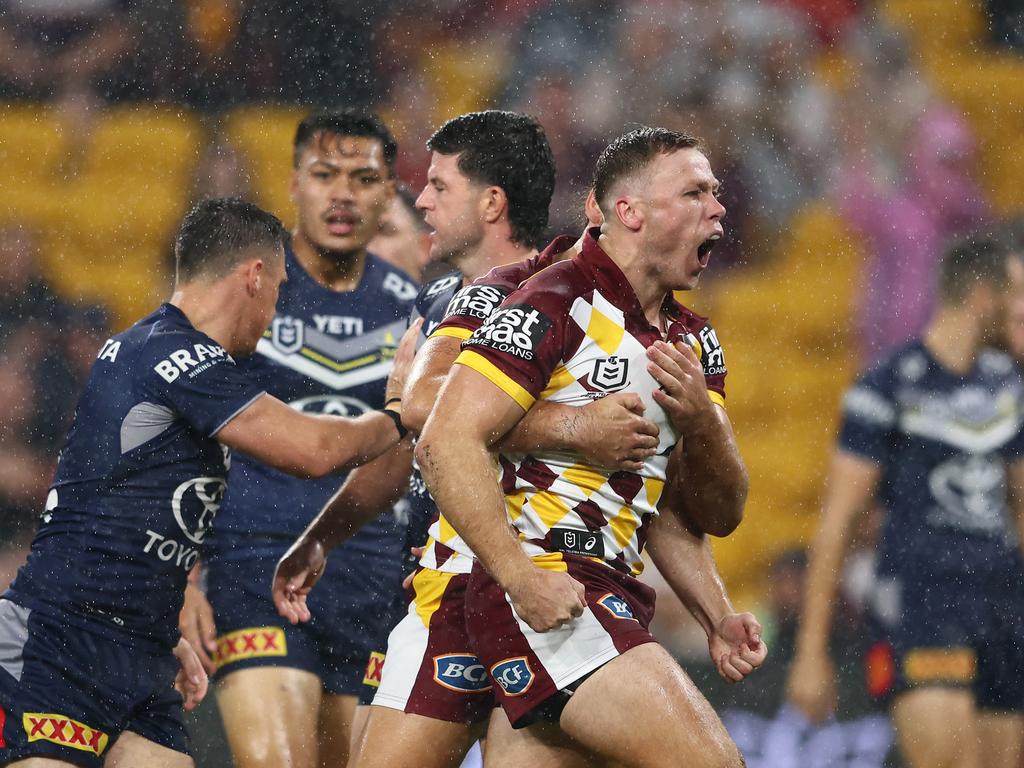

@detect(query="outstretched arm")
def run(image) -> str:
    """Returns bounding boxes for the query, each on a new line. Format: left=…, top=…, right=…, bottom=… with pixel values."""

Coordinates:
left=646, top=509, right=765, bottom=682
left=786, top=448, right=881, bottom=722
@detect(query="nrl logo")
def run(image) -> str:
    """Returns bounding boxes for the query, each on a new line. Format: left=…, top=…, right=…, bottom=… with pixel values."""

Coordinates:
left=590, top=356, right=629, bottom=392
left=271, top=317, right=304, bottom=354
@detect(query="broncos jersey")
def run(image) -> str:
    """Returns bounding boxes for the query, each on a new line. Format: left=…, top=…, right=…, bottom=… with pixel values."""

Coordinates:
left=206, top=245, right=417, bottom=567
left=839, top=340, right=1024, bottom=581
left=452, top=229, right=728, bottom=576
left=5, top=304, right=264, bottom=650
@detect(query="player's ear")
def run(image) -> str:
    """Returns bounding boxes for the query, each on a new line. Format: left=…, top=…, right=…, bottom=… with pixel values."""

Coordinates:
left=482, top=185, right=508, bottom=225
left=614, top=195, right=643, bottom=232
left=244, top=258, right=264, bottom=297
left=585, top=189, right=604, bottom=227
left=288, top=170, right=299, bottom=203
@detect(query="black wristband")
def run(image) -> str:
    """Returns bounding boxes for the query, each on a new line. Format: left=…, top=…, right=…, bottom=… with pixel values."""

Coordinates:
left=384, top=397, right=402, bottom=408
left=381, top=407, right=408, bottom=439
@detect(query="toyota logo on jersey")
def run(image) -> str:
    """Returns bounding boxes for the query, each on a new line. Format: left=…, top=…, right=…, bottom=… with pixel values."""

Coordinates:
left=172, top=477, right=226, bottom=544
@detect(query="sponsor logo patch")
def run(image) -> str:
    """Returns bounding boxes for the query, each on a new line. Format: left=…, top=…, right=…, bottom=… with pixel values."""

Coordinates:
left=550, top=527, right=605, bottom=559
left=289, top=394, right=370, bottom=417
left=464, top=304, right=552, bottom=361
left=597, top=593, right=635, bottom=620
left=490, top=657, right=535, bottom=697
left=363, top=651, right=386, bottom=687
left=698, top=325, right=726, bottom=376
left=23, top=713, right=109, bottom=756
left=271, top=316, right=304, bottom=354
left=444, top=284, right=509, bottom=321
left=424, top=273, right=462, bottom=299
left=433, top=653, right=491, bottom=692
left=579, top=356, right=629, bottom=394
left=903, top=647, right=976, bottom=685
left=865, top=641, right=896, bottom=699
left=172, top=476, right=226, bottom=545
left=214, top=626, right=287, bottom=667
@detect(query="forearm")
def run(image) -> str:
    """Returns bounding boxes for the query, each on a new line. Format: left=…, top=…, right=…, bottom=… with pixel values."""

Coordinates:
left=499, top=402, right=579, bottom=454
left=647, top=511, right=732, bottom=638
left=303, top=438, right=415, bottom=550
left=667, top=407, right=748, bottom=536
left=402, top=336, right=461, bottom=434
left=290, top=411, right=405, bottom=478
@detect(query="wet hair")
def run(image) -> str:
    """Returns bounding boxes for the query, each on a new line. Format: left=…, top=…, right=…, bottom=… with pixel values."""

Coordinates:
left=175, top=197, right=287, bottom=283
left=293, top=108, right=398, bottom=175
left=426, top=110, right=555, bottom=248
left=395, top=182, right=429, bottom=232
left=938, top=235, right=1010, bottom=303
left=592, top=126, right=703, bottom=208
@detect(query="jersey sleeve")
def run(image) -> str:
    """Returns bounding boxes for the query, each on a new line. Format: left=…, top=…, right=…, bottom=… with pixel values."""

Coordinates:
left=453, top=283, right=569, bottom=411
left=142, top=337, right=266, bottom=437
left=694, top=321, right=727, bottom=406
left=836, top=365, right=895, bottom=463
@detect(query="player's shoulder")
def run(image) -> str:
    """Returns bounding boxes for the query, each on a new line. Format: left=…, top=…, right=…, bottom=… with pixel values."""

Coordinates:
left=416, top=270, right=463, bottom=309
left=978, top=346, right=1021, bottom=380
left=513, top=256, right=588, bottom=304
left=669, top=297, right=715, bottom=334
left=366, top=252, right=418, bottom=305
left=127, top=305, right=235, bottom=385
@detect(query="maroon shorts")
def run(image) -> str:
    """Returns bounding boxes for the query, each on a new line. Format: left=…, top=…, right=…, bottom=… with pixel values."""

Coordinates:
left=465, top=554, right=657, bottom=727
left=372, top=568, right=494, bottom=724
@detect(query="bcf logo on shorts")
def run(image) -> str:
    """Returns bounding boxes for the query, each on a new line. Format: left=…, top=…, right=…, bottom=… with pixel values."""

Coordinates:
left=598, top=593, right=635, bottom=620
left=433, top=653, right=490, bottom=692
left=490, top=657, right=535, bottom=697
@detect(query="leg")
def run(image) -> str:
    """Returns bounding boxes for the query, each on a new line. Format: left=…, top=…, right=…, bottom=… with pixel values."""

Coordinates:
left=978, top=711, right=1024, bottom=768
left=105, top=731, right=193, bottom=768
left=350, top=705, right=483, bottom=768
left=318, top=692, right=358, bottom=768
left=215, top=667, right=323, bottom=768
left=483, top=706, right=604, bottom=768
left=558, top=643, right=742, bottom=768
left=348, top=704, right=371, bottom=762
left=890, top=688, right=980, bottom=768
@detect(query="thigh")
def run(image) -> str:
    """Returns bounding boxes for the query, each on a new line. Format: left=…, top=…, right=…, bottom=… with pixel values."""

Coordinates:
left=317, top=693, right=357, bottom=768
left=891, top=687, right=980, bottom=768
left=350, top=705, right=482, bottom=768
left=977, top=711, right=1024, bottom=768
left=559, top=643, right=741, bottom=768
left=483, top=707, right=602, bottom=768
left=105, top=731, right=193, bottom=768
left=215, top=666, right=322, bottom=768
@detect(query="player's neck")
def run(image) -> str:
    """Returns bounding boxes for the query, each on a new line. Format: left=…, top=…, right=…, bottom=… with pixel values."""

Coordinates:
left=170, top=285, right=246, bottom=356
left=291, top=232, right=367, bottom=292
left=459, top=235, right=534, bottom=283
left=924, top=308, right=982, bottom=375
left=597, top=232, right=668, bottom=329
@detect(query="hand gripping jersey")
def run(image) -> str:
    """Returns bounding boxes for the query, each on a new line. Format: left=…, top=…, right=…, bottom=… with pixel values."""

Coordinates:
left=5, top=304, right=264, bottom=650
left=411, top=240, right=568, bottom=574
left=207, top=246, right=417, bottom=569
left=453, top=230, right=727, bottom=575
left=838, top=341, right=1024, bottom=583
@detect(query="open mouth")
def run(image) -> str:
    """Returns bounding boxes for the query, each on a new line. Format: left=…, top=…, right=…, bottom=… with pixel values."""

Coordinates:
left=697, top=234, right=721, bottom=267
left=325, top=209, right=359, bottom=236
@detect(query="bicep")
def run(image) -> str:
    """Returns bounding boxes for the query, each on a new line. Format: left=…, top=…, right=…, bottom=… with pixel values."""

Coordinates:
left=422, top=363, right=527, bottom=448
left=402, top=335, right=463, bottom=434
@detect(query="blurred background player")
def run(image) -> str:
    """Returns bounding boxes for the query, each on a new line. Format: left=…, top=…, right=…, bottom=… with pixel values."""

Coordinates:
left=368, top=181, right=435, bottom=284
left=0, top=197, right=416, bottom=768
left=786, top=237, right=1024, bottom=768
left=179, top=111, right=419, bottom=768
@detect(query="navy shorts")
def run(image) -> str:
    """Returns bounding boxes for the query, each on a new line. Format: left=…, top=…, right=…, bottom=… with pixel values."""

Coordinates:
left=206, top=555, right=406, bottom=698
left=0, top=599, right=189, bottom=768
left=864, top=570, right=1024, bottom=711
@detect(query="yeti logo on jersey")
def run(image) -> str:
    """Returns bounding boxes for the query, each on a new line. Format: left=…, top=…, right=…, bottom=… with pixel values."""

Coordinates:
left=434, top=654, right=490, bottom=692
left=598, top=593, right=635, bottom=620
left=590, top=357, right=629, bottom=392
left=699, top=325, right=726, bottom=376
left=465, top=305, right=552, bottom=361
left=172, top=477, right=227, bottom=544
left=289, top=395, right=370, bottom=417
left=271, top=317, right=304, bottom=354
left=445, top=284, right=509, bottom=321
left=490, top=657, right=535, bottom=696
left=383, top=272, right=418, bottom=302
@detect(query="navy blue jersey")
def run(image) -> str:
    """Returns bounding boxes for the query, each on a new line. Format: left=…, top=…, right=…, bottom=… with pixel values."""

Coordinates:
left=208, top=246, right=417, bottom=565
left=838, top=341, right=1024, bottom=581
left=6, top=304, right=264, bottom=650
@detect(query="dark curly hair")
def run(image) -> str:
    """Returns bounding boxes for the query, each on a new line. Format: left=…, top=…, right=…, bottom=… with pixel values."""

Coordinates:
left=427, top=111, right=555, bottom=248
left=293, top=108, right=397, bottom=175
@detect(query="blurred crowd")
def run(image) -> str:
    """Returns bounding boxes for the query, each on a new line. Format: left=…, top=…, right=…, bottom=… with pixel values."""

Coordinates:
left=2, top=1, right=1024, bottom=764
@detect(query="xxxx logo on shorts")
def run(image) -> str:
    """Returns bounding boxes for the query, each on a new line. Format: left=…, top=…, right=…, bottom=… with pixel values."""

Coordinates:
left=363, top=651, right=385, bottom=687
left=214, top=626, right=286, bottom=667
left=433, top=653, right=490, bottom=692
left=490, top=657, right=535, bottom=697
left=23, top=713, right=109, bottom=756
left=597, top=593, right=635, bottom=620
